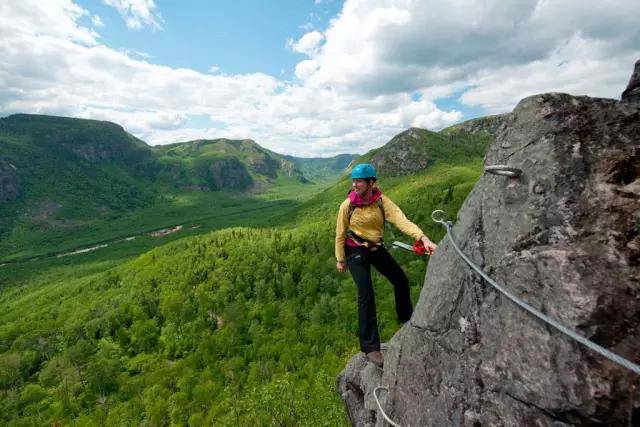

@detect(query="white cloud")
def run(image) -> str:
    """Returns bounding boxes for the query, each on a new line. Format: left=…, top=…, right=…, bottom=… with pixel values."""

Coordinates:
left=294, top=59, right=320, bottom=81
left=91, top=14, right=104, bottom=27
left=288, top=31, right=325, bottom=56
left=0, top=0, right=97, bottom=45
left=103, top=0, right=163, bottom=30
left=459, top=36, right=639, bottom=113
left=0, top=0, right=638, bottom=157
left=297, top=0, right=640, bottom=108
left=0, top=1, right=398, bottom=157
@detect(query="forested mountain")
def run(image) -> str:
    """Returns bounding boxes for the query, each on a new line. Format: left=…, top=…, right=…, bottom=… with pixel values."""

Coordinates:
left=363, top=127, right=491, bottom=176
left=0, top=118, right=492, bottom=425
left=0, top=114, right=355, bottom=262
left=154, top=138, right=305, bottom=190
left=0, top=114, right=158, bottom=219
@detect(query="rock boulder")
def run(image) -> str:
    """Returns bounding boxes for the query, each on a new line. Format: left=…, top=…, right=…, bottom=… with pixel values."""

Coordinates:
left=339, top=86, right=640, bottom=424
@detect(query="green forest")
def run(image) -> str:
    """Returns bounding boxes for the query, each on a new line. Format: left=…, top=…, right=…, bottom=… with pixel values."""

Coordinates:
left=0, top=118, right=491, bottom=425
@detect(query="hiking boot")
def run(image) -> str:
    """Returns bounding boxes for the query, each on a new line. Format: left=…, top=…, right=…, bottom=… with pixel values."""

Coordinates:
left=365, top=351, right=384, bottom=367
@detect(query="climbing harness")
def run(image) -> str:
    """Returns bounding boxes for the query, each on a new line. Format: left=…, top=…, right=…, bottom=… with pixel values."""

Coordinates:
left=430, top=209, right=640, bottom=375
left=484, top=164, right=522, bottom=177
left=346, top=230, right=383, bottom=249
left=372, top=211, right=640, bottom=427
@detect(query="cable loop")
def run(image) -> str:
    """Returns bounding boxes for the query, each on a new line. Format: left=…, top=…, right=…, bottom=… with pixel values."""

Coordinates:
left=431, top=210, right=640, bottom=376
left=373, top=386, right=401, bottom=427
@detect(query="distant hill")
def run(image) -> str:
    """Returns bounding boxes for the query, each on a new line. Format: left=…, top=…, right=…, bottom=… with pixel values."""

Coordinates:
left=0, top=113, right=357, bottom=203
left=283, top=154, right=358, bottom=181
left=0, top=114, right=357, bottom=260
left=153, top=138, right=304, bottom=191
left=0, top=114, right=159, bottom=227
left=344, top=127, right=492, bottom=177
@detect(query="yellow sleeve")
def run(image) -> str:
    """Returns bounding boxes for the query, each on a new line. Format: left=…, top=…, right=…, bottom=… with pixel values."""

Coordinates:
left=335, top=199, right=351, bottom=262
left=382, top=196, right=425, bottom=241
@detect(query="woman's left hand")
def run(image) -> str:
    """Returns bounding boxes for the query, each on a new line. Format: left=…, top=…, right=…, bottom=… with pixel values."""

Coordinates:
left=420, top=235, right=437, bottom=256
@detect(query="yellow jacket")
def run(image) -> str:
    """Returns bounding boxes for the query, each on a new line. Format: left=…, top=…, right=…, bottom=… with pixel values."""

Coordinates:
left=335, top=194, right=425, bottom=262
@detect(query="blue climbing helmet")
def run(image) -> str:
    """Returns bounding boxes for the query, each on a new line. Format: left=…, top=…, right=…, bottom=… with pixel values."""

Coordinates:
left=351, top=163, right=377, bottom=180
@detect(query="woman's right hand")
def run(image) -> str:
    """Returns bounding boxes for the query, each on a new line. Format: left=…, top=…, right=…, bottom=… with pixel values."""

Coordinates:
left=336, top=261, right=347, bottom=273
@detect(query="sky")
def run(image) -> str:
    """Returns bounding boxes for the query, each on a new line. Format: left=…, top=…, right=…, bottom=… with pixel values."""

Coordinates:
left=0, top=1, right=638, bottom=157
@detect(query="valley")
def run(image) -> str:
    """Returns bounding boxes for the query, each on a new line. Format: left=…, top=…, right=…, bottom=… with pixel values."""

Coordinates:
left=0, top=114, right=492, bottom=425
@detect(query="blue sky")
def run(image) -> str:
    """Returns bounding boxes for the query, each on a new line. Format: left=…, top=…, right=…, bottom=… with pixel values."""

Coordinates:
left=1, top=1, right=638, bottom=156
left=76, top=0, right=344, bottom=78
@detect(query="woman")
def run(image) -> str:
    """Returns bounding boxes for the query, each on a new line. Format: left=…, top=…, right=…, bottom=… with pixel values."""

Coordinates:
left=335, top=163, right=437, bottom=367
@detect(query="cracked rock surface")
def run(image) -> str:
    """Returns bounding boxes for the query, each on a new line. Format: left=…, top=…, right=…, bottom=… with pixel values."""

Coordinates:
left=338, top=76, right=640, bottom=425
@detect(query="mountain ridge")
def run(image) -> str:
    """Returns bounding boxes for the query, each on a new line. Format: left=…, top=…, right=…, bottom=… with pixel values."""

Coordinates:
left=0, top=113, right=358, bottom=204
left=0, top=113, right=356, bottom=260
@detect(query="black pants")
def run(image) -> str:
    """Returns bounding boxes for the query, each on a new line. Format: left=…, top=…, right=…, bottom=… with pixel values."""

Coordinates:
left=345, top=245, right=413, bottom=353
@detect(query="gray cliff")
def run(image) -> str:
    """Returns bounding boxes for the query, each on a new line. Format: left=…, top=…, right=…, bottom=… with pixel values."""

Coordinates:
left=338, top=67, right=640, bottom=425
left=207, top=157, right=253, bottom=190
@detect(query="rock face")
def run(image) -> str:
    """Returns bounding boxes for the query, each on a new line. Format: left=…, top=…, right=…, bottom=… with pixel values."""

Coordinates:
left=338, top=352, right=384, bottom=426
left=63, top=137, right=127, bottom=163
left=247, top=153, right=279, bottom=178
left=339, top=90, right=640, bottom=425
left=370, top=128, right=432, bottom=176
left=278, top=158, right=298, bottom=177
left=0, top=158, right=21, bottom=204
left=622, top=60, right=640, bottom=104
left=208, top=157, right=252, bottom=190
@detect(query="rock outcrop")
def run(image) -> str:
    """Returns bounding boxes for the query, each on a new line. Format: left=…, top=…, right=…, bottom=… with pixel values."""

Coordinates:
left=208, top=157, right=253, bottom=190
left=247, top=153, right=279, bottom=178
left=622, top=60, right=640, bottom=104
left=370, top=128, right=433, bottom=176
left=62, top=136, right=130, bottom=163
left=339, top=75, right=640, bottom=424
left=369, top=126, right=492, bottom=178
left=0, top=157, right=21, bottom=204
